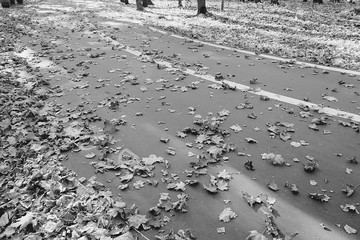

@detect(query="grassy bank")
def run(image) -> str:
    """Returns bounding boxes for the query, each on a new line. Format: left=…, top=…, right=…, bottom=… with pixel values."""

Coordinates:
left=121, top=0, right=360, bottom=70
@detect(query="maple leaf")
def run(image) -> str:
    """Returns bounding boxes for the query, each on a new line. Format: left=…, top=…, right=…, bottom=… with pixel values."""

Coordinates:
left=217, top=169, right=231, bottom=180
left=133, top=180, right=145, bottom=189
left=11, top=212, right=35, bottom=230
left=203, top=183, right=218, bottom=193
left=230, top=124, right=242, bottom=132
left=211, top=135, right=223, bottom=144
left=128, top=214, right=148, bottom=229
left=142, top=154, right=164, bottom=165
left=172, top=193, right=189, bottom=212
left=113, top=231, right=136, bottom=240
left=176, top=131, right=187, bottom=138
left=175, top=181, right=187, bottom=191
left=218, top=109, right=230, bottom=117
left=217, top=180, right=229, bottom=191
left=219, top=208, right=237, bottom=222
left=119, top=172, right=134, bottom=183
left=207, top=146, right=223, bottom=158
left=242, top=191, right=263, bottom=207
left=195, top=134, right=208, bottom=144
left=246, top=230, right=268, bottom=240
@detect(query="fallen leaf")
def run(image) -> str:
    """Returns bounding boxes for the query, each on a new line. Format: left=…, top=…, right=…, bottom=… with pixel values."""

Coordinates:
left=113, top=231, right=135, bottom=240
left=344, top=224, right=357, bottom=234
left=11, top=212, right=35, bottom=230
left=127, top=214, right=148, bottom=229
left=322, top=95, right=338, bottom=102
left=310, top=180, right=317, bottom=186
left=245, top=138, right=258, bottom=144
left=217, top=180, right=229, bottom=191
left=261, top=153, right=285, bottom=166
left=207, top=146, right=223, bottom=158
left=340, top=204, right=360, bottom=214
left=217, top=169, right=231, bottom=180
left=85, top=152, right=96, bottom=159
left=230, top=124, right=242, bottom=132
left=219, top=208, right=237, bottom=222
left=246, top=230, right=268, bottom=240
left=142, top=154, right=164, bottom=165
left=308, top=193, right=330, bottom=202
left=203, top=183, right=218, bottom=193
left=242, top=192, right=262, bottom=207
left=217, top=227, right=226, bottom=234
left=342, top=184, right=359, bottom=197
left=290, top=141, right=301, bottom=148
left=267, top=179, right=279, bottom=191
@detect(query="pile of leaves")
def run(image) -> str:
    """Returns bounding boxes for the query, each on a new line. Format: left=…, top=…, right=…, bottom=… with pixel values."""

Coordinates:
left=0, top=12, right=141, bottom=239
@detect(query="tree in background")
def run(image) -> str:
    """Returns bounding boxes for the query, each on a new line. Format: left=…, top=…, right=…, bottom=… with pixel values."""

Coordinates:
left=136, top=0, right=144, bottom=10
left=197, top=0, right=207, bottom=14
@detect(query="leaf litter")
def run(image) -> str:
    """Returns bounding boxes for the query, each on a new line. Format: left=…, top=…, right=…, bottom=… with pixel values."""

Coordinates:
left=2, top=3, right=360, bottom=239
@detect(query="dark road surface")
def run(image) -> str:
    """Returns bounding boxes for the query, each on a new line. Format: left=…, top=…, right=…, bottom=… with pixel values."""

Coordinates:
left=3, top=0, right=360, bottom=239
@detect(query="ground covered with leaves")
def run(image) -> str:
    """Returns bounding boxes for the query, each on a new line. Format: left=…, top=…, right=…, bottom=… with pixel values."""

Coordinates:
left=0, top=11, right=143, bottom=240
left=1, top=0, right=360, bottom=239
left=119, top=0, right=360, bottom=70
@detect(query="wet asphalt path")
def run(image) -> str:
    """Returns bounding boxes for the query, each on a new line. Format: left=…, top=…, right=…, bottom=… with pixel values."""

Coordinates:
left=9, top=0, right=360, bottom=239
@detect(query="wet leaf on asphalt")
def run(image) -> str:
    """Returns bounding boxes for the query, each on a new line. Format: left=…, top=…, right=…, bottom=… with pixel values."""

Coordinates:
left=203, top=183, right=218, bottom=193
left=217, top=180, right=229, bottom=191
left=217, top=227, right=226, bottom=234
left=230, top=124, right=242, bottom=132
left=219, top=208, right=237, bottom=222
left=142, top=154, right=164, bottom=165
left=340, top=204, right=360, bottom=214
left=245, top=230, right=268, bottom=240
left=285, top=182, right=299, bottom=195
left=128, top=214, right=148, bottom=229
left=261, top=153, right=285, bottom=166
left=84, top=152, right=96, bottom=159
left=244, top=160, right=255, bottom=171
left=217, top=169, right=231, bottom=180
left=245, top=137, right=258, bottom=144
left=242, top=192, right=262, bottom=207
left=344, top=224, right=357, bottom=234
left=308, top=193, right=330, bottom=202
left=267, top=179, right=279, bottom=191
left=342, top=184, right=360, bottom=197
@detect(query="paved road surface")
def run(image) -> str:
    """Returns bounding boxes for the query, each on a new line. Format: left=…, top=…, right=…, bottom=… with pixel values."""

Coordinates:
left=3, top=0, right=360, bottom=239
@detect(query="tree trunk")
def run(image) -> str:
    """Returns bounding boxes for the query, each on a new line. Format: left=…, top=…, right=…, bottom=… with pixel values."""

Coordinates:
left=148, top=0, right=154, bottom=5
left=120, top=0, right=129, bottom=4
left=197, top=0, right=207, bottom=15
left=270, top=0, right=279, bottom=4
left=143, top=0, right=148, bottom=7
left=221, top=0, right=225, bottom=11
left=136, top=0, right=144, bottom=10
left=179, top=0, right=183, bottom=7
left=313, top=0, right=323, bottom=4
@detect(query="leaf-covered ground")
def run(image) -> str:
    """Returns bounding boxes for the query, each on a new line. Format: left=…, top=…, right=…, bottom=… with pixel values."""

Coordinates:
left=116, top=0, right=360, bottom=70
left=1, top=0, right=360, bottom=239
